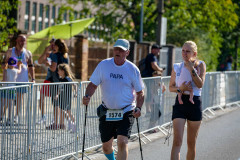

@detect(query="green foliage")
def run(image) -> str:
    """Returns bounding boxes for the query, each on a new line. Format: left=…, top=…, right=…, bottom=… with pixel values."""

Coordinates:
left=219, top=0, right=240, bottom=70
left=164, top=0, right=238, bottom=71
left=56, top=0, right=158, bottom=42
left=0, top=0, right=19, bottom=52
left=55, top=0, right=239, bottom=71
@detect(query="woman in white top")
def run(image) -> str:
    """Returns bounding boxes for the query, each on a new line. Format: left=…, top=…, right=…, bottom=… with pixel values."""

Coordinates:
left=169, top=41, right=206, bottom=160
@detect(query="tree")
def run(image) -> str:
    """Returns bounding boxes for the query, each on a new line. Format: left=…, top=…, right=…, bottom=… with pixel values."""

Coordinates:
left=164, top=0, right=238, bottom=71
left=55, top=0, right=238, bottom=71
left=219, top=0, right=240, bottom=70
left=86, top=0, right=238, bottom=70
left=52, top=0, right=159, bottom=42
left=0, top=0, right=19, bottom=52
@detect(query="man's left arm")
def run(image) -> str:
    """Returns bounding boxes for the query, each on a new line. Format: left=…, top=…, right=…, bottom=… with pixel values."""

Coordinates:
left=133, top=90, right=144, bottom=118
left=151, top=62, right=164, bottom=72
left=27, top=50, right=35, bottom=82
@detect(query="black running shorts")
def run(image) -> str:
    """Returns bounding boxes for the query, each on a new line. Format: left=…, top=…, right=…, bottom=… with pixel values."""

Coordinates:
left=99, top=110, right=135, bottom=143
left=172, top=94, right=202, bottom=121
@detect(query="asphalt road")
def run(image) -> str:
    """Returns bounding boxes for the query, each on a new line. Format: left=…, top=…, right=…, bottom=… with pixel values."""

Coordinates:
left=128, top=107, right=240, bottom=160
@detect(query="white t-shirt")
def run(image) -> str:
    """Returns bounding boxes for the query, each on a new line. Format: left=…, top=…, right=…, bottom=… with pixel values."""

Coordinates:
left=6, top=68, right=18, bottom=86
left=174, top=61, right=206, bottom=96
left=90, top=58, right=144, bottom=113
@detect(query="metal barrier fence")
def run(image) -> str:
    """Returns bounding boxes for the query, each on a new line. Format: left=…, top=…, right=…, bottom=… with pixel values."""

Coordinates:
left=30, top=82, right=80, bottom=159
left=0, top=84, right=31, bottom=160
left=225, top=71, right=240, bottom=104
left=0, top=71, right=240, bottom=159
left=202, top=72, right=223, bottom=110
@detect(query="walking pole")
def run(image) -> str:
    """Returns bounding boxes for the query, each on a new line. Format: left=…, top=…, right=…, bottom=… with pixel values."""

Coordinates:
left=136, top=117, right=143, bottom=160
left=82, top=104, right=88, bottom=160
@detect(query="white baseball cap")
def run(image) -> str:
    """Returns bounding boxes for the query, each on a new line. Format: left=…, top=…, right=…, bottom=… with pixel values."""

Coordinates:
left=113, top=39, right=130, bottom=51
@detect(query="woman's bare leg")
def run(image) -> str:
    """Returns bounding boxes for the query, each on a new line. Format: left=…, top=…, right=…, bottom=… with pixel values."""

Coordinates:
left=171, top=118, right=186, bottom=160
left=186, top=120, right=201, bottom=160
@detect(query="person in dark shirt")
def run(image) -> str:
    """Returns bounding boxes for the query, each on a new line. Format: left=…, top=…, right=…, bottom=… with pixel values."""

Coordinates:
left=142, top=44, right=164, bottom=77
left=142, top=44, right=165, bottom=127
left=226, top=55, right=233, bottom=71
left=39, top=39, right=69, bottom=126
left=37, top=38, right=56, bottom=124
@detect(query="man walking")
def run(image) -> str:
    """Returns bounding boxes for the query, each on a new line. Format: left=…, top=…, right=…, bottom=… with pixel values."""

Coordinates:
left=82, top=39, right=145, bottom=160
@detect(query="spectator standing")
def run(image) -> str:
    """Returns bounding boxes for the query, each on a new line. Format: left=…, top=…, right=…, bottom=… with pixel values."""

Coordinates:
left=219, top=63, right=225, bottom=72
left=2, top=34, right=35, bottom=123
left=141, top=44, right=165, bottom=130
left=1, top=57, right=22, bottom=125
left=141, top=44, right=164, bottom=78
left=226, top=55, right=233, bottom=71
left=43, top=39, right=69, bottom=83
left=45, top=39, right=69, bottom=130
left=37, top=38, right=56, bottom=124
left=169, top=41, right=206, bottom=160
left=54, top=64, right=76, bottom=132
left=82, top=39, right=144, bottom=160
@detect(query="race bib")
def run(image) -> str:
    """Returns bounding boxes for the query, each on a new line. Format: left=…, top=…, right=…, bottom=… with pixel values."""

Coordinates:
left=106, top=109, right=123, bottom=121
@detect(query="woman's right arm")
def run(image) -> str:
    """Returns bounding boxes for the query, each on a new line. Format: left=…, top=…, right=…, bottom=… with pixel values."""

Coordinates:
left=46, top=53, right=57, bottom=72
left=169, top=70, right=192, bottom=93
left=38, top=46, right=51, bottom=64
left=169, top=70, right=178, bottom=93
left=47, top=61, right=57, bottom=72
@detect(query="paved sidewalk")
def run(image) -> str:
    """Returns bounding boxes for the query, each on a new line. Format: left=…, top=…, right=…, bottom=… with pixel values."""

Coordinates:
left=128, top=106, right=240, bottom=160
left=70, top=106, right=239, bottom=160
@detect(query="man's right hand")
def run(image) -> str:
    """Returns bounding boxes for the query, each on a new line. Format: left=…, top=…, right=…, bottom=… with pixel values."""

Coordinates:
left=153, top=71, right=162, bottom=76
left=82, top=95, right=91, bottom=106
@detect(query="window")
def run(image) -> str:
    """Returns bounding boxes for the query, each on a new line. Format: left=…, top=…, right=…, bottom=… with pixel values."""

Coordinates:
left=64, top=10, right=67, bottom=23
left=51, top=6, right=56, bottom=25
left=32, top=2, right=37, bottom=33
left=39, top=4, right=43, bottom=31
left=74, top=11, right=78, bottom=20
left=24, top=1, right=30, bottom=30
left=57, top=7, right=62, bottom=23
left=45, top=5, right=49, bottom=28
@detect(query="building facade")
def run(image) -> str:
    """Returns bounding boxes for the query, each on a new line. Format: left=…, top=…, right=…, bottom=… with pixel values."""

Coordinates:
left=18, top=0, right=84, bottom=35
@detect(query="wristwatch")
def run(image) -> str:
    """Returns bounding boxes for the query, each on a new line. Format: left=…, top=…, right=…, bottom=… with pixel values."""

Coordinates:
left=135, top=107, right=141, bottom=111
left=177, top=88, right=182, bottom=93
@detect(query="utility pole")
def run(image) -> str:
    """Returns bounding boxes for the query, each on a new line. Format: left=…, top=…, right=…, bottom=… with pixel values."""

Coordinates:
left=234, top=36, right=238, bottom=70
left=139, top=0, right=144, bottom=43
left=156, top=0, right=164, bottom=46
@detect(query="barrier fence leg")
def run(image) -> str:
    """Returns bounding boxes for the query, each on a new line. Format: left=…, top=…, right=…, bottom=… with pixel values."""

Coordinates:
left=27, top=85, right=32, bottom=160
